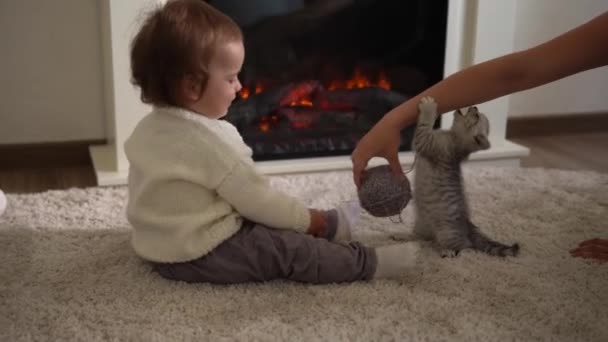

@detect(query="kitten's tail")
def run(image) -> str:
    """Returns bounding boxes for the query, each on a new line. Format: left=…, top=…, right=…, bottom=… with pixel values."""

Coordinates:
left=468, top=221, right=519, bottom=257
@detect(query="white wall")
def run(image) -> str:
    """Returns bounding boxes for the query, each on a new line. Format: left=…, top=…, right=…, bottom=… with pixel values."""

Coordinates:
left=508, top=0, right=608, bottom=117
left=0, top=0, right=105, bottom=144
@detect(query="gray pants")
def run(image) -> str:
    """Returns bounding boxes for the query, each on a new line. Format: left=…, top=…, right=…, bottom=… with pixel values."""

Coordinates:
left=153, top=221, right=377, bottom=284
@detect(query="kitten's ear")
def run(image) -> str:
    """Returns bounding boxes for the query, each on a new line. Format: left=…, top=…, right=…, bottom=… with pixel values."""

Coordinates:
left=474, top=134, right=491, bottom=150
left=467, top=106, right=479, bottom=115
left=455, top=108, right=464, bottom=116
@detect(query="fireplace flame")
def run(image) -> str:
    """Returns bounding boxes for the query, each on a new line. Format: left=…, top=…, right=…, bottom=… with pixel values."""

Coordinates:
left=329, top=68, right=391, bottom=91
left=240, top=68, right=393, bottom=133
left=239, top=82, right=263, bottom=100
left=377, top=71, right=391, bottom=90
left=238, top=68, right=391, bottom=100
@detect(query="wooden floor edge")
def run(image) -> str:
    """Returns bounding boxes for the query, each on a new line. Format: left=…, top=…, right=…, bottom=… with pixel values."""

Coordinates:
left=0, top=140, right=106, bottom=169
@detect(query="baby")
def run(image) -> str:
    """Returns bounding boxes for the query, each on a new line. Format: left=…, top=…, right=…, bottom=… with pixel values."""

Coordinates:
left=125, top=0, right=419, bottom=284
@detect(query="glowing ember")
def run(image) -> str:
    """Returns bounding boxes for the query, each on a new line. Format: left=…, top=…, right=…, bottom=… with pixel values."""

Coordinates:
left=256, top=114, right=281, bottom=132
left=258, top=117, right=270, bottom=132
left=240, top=87, right=250, bottom=99
left=289, top=99, right=313, bottom=107
left=259, top=122, right=270, bottom=132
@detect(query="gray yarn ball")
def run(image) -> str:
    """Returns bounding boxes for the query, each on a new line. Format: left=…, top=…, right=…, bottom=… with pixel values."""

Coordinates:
left=358, top=165, right=412, bottom=217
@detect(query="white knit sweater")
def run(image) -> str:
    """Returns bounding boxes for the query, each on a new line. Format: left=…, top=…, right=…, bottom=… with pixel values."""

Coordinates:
left=124, top=107, right=310, bottom=263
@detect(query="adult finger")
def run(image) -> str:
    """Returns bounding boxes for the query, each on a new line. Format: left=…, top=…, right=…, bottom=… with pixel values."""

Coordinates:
left=351, top=155, right=367, bottom=189
left=386, top=153, right=404, bottom=178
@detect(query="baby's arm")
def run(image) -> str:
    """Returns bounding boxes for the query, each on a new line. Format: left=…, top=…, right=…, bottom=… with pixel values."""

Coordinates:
left=217, top=162, right=317, bottom=233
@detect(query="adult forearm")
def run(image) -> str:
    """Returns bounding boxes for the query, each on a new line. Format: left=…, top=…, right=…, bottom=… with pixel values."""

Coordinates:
left=382, top=53, right=528, bottom=131
left=383, top=11, right=608, bottom=131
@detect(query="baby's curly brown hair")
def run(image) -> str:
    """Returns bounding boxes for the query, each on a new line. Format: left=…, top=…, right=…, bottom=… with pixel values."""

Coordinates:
left=130, top=0, right=242, bottom=107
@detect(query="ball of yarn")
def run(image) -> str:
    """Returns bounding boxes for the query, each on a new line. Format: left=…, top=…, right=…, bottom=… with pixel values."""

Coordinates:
left=358, top=165, right=412, bottom=217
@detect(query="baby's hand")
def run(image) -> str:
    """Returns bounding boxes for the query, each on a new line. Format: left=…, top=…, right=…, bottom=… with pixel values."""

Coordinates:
left=307, top=209, right=327, bottom=237
left=570, top=238, right=608, bottom=263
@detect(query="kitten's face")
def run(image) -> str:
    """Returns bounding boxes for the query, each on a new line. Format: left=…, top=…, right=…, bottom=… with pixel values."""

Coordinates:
left=451, top=106, right=491, bottom=152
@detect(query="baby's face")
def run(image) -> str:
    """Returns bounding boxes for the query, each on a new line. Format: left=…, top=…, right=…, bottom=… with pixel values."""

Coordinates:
left=191, top=41, right=244, bottom=119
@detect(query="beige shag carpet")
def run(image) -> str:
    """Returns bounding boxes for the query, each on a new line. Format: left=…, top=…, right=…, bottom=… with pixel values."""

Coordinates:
left=1, top=166, right=607, bottom=341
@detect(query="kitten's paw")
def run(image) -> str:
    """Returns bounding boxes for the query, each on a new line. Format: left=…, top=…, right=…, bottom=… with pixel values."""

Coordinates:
left=420, top=96, right=436, bottom=105
left=440, top=249, right=460, bottom=258
left=419, top=96, right=438, bottom=113
left=418, top=97, right=438, bottom=123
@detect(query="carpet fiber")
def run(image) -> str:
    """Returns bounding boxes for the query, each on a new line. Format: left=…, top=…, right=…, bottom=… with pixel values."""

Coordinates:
left=1, top=167, right=607, bottom=341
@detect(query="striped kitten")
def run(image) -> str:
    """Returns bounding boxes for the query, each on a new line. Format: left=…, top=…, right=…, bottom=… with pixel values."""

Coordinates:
left=405, top=96, right=519, bottom=258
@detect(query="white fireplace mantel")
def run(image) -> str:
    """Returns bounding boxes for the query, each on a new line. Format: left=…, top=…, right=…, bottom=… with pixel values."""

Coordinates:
left=90, top=0, right=529, bottom=186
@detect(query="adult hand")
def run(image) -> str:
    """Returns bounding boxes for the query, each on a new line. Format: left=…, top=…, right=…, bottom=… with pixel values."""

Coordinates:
left=351, top=118, right=404, bottom=189
left=569, top=238, right=608, bottom=263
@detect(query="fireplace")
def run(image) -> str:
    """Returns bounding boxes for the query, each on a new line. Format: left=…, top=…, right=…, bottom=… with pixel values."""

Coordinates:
left=212, top=0, right=448, bottom=161
left=92, top=0, right=529, bottom=185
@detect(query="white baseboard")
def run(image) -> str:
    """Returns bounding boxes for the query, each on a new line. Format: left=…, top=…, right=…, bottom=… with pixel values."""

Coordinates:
left=90, top=140, right=530, bottom=186
left=89, top=144, right=129, bottom=186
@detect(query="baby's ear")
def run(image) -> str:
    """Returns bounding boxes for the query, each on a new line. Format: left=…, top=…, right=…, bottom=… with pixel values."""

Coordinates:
left=180, top=75, right=203, bottom=102
left=474, top=134, right=490, bottom=150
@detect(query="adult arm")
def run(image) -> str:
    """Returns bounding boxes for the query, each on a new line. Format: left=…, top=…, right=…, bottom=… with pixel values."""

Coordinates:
left=351, top=11, right=608, bottom=187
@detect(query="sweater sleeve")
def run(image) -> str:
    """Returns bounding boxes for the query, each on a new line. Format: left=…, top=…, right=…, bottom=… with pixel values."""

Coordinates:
left=216, top=162, right=311, bottom=232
